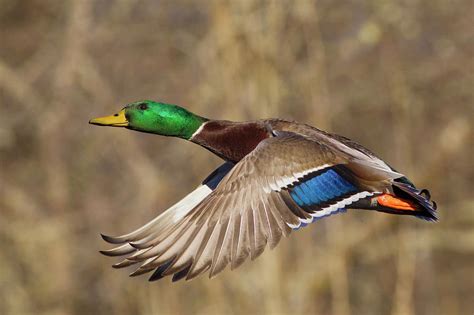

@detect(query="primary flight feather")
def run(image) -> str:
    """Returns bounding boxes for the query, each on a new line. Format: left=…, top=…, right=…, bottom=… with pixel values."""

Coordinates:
left=90, top=100, right=437, bottom=282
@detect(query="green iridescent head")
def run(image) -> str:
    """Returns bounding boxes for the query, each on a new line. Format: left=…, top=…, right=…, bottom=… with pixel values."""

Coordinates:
left=89, top=100, right=208, bottom=139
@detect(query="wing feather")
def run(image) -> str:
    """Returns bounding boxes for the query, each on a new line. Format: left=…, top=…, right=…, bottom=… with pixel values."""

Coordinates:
left=101, top=132, right=396, bottom=281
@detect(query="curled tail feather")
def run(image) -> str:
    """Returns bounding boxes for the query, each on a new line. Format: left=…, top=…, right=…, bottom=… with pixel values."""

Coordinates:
left=391, top=180, right=438, bottom=221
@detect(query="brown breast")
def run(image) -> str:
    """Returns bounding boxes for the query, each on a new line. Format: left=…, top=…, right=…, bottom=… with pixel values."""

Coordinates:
left=191, top=120, right=271, bottom=162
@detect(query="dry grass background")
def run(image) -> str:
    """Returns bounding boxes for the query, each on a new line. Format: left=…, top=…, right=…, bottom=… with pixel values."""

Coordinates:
left=0, top=1, right=473, bottom=314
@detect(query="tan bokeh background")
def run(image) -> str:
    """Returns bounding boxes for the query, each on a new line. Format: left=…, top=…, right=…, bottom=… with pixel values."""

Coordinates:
left=1, top=1, right=473, bottom=314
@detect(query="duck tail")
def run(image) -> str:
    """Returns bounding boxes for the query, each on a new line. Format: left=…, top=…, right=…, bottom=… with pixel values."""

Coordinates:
left=389, top=180, right=438, bottom=221
left=351, top=178, right=438, bottom=221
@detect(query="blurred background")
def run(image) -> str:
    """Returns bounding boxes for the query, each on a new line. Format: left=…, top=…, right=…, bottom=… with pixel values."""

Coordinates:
left=0, top=1, right=473, bottom=314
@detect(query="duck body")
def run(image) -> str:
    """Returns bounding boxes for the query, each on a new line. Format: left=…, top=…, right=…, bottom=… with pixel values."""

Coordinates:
left=192, top=118, right=435, bottom=219
left=90, top=101, right=437, bottom=282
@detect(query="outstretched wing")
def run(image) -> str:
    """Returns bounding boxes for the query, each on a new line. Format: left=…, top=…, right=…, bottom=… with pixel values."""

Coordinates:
left=101, top=132, right=400, bottom=281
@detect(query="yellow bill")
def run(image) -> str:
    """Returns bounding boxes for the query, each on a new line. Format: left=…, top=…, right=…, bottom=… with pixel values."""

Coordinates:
left=89, top=109, right=128, bottom=127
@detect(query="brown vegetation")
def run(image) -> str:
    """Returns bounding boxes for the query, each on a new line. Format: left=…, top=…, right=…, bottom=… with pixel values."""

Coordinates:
left=0, top=1, right=473, bottom=314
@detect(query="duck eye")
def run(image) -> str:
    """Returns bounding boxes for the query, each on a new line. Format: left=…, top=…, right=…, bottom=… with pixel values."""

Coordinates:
left=139, top=103, right=148, bottom=110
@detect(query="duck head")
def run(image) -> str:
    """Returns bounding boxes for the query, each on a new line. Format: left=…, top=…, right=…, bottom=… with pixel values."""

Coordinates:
left=89, top=100, right=207, bottom=139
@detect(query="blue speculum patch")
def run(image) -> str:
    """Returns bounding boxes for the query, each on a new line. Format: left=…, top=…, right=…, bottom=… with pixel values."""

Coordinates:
left=290, top=168, right=357, bottom=208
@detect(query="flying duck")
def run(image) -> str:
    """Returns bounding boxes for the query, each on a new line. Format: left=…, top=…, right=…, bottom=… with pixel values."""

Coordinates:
left=90, top=100, right=437, bottom=282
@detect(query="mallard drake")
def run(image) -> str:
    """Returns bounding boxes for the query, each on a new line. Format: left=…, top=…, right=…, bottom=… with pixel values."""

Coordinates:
left=90, top=100, right=437, bottom=282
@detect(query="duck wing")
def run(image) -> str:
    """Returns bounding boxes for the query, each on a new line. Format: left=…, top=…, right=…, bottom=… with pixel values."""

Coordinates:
left=100, top=132, right=399, bottom=281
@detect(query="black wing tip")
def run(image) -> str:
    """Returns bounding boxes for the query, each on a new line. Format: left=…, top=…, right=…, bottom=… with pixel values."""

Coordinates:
left=148, top=260, right=174, bottom=282
left=171, top=264, right=192, bottom=282
left=146, top=261, right=195, bottom=282
left=148, top=271, right=166, bottom=282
